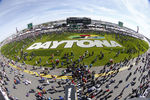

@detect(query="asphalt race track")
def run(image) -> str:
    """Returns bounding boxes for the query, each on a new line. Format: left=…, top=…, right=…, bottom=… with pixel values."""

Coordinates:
left=0, top=49, right=150, bottom=100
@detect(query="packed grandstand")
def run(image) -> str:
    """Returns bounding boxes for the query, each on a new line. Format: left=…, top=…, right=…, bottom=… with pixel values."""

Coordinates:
left=0, top=17, right=150, bottom=100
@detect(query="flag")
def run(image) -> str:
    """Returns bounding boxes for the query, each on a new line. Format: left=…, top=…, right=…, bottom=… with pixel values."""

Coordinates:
left=16, top=27, right=19, bottom=33
left=137, top=26, right=139, bottom=33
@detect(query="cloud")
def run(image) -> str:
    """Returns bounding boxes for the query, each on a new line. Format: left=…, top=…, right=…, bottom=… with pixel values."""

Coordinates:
left=119, top=0, right=150, bottom=38
left=0, top=0, right=150, bottom=42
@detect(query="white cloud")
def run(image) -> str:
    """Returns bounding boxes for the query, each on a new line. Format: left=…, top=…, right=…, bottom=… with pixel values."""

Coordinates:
left=119, top=0, right=150, bottom=38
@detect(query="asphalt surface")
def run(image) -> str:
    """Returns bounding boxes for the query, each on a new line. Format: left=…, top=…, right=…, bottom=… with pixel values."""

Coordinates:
left=0, top=49, right=150, bottom=100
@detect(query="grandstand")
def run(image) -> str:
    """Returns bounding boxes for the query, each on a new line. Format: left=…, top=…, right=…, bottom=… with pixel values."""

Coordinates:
left=1, top=17, right=146, bottom=46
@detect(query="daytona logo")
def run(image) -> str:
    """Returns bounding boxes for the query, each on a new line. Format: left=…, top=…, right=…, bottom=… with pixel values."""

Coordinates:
left=26, top=40, right=122, bottom=50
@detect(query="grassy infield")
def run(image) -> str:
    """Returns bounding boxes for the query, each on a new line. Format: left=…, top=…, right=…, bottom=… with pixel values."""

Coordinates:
left=1, top=32, right=149, bottom=68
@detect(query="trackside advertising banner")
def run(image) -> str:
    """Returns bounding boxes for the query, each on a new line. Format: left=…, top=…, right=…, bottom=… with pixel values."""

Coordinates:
left=65, top=85, right=77, bottom=100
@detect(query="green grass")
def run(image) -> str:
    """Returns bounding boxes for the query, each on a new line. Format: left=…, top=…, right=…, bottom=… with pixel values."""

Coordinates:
left=1, top=32, right=149, bottom=68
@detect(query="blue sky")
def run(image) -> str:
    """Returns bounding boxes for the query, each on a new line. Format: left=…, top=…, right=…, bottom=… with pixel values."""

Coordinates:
left=0, top=0, right=150, bottom=42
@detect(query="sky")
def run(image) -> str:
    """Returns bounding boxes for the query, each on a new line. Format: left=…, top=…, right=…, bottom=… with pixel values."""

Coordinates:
left=0, top=0, right=150, bottom=42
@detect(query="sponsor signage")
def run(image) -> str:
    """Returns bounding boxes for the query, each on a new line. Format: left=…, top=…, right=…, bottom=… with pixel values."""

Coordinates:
left=69, top=34, right=105, bottom=39
left=27, top=23, right=33, bottom=29
left=118, top=21, right=123, bottom=27
left=65, top=85, right=77, bottom=100
left=27, top=40, right=122, bottom=50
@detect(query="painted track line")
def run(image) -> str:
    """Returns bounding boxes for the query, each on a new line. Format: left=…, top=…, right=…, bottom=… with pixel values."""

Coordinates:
left=9, top=63, right=135, bottom=79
